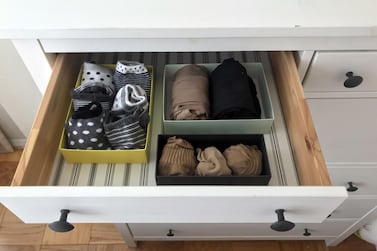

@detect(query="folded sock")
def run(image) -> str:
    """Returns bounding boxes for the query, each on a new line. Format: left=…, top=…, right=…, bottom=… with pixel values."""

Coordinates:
left=72, top=62, right=115, bottom=112
left=210, top=58, right=261, bottom=119
left=71, top=82, right=115, bottom=112
left=196, top=146, right=232, bottom=176
left=103, top=83, right=150, bottom=149
left=223, top=144, right=263, bottom=176
left=113, top=61, right=151, bottom=98
left=170, top=64, right=209, bottom=120
left=112, top=84, right=148, bottom=118
left=103, top=112, right=147, bottom=150
left=65, top=102, right=111, bottom=150
left=158, top=136, right=197, bottom=176
left=81, top=62, right=114, bottom=88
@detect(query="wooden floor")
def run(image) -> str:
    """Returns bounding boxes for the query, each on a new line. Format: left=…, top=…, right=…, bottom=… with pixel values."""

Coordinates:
left=0, top=149, right=375, bottom=251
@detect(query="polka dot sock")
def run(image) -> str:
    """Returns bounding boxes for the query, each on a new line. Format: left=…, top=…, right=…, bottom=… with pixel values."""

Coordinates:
left=112, top=61, right=151, bottom=99
left=65, top=102, right=111, bottom=150
left=81, top=62, right=114, bottom=87
left=71, top=62, right=115, bottom=112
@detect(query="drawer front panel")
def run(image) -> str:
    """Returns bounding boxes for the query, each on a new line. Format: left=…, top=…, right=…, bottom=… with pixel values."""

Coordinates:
left=328, top=198, right=377, bottom=219
left=304, top=51, right=377, bottom=93
left=129, top=221, right=355, bottom=240
left=328, top=166, right=377, bottom=196
left=0, top=186, right=346, bottom=224
left=307, top=98, right=377, bottom=163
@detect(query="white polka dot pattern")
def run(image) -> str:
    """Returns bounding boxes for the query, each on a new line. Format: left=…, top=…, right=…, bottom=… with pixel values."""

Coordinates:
left=65, top=106, right=110, bottom=150
left=81, top=62, right=114, bottom=87
left=115, top=61, right=148, bottom=74
left=113, top=61, right=151, bottom=98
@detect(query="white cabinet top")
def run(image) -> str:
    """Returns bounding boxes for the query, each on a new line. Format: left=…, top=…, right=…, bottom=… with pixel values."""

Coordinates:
left=1, top=0, right=377, bottom=39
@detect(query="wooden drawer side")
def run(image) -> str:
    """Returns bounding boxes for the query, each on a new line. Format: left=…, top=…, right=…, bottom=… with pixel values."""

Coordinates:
left=12, top=53, right=84, bottom=186
left=269, top=52, right=331, bottom=186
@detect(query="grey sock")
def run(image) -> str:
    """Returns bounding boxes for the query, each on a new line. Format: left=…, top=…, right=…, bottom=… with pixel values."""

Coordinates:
left=103, top=113, right=147, bottom=149
left=65, top=102, right=111, bottom=150
left=72, top=62, right=115, bottom=112
left=112, top=61, right=151, bottom=99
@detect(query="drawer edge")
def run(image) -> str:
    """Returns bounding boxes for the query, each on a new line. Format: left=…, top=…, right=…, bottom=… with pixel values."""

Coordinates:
left=269, top=51, right=331, bottom=186
left=12, top=53, right=84, bottom=186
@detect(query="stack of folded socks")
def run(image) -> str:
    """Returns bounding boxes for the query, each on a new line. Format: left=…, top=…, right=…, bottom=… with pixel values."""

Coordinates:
left=65, top=60, right=151, bottom=150
left=158, top=137, right=263, bottom=177
left=170, top=64, right=209, bottom=120
left=210, top=58, right=261, bottom=119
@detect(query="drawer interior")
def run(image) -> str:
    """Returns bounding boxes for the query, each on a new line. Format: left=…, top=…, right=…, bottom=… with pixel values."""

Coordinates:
left=12, top=51, right=328, bottom=187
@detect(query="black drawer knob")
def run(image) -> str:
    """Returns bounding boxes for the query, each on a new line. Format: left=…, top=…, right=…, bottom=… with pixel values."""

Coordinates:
left=347, top=181, right=359, bottom=192
left=270, top=209, right=295, bottom=232
left=48, top=209, right=74, bottom=232
left=166, top=229, right=174, bottom=237
left=303, top=228, right=311, bottom=236
left=344, top=72, right=363, bottom=88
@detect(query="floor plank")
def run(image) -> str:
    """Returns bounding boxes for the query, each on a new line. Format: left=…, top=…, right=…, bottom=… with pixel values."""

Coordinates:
left=42, top=224, right=92, bottom=245
left=89, top=224, right=126, bottom=244
left=0, top=149, right=23, bottom=162
left=40, top=245, right=88, bottom=251
left=88, top=244, right=134, bottom=251
left=328, top=235, right=376, bottom=251
left=0, top=246, right=40, bottom=251
left=0, top=210, right=45, bottom=245
left=0, top=161, right=18, bottom=186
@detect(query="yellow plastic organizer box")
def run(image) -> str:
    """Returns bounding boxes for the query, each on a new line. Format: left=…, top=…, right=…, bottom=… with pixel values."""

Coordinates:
left=59, top=64, right=154, bottom=163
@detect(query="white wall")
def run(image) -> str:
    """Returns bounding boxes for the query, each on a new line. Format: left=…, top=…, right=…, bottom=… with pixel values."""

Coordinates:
left=0, top=39, right=42, bottom=147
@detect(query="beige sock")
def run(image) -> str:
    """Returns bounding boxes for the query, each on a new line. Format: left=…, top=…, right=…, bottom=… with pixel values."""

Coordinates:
left=158, top=136, right=197, bottom=176
left=223, top=144, right=263, bottom=176
left=170, top=64, right=209, bottom=120
left=196, top=146, right=232, bottom=176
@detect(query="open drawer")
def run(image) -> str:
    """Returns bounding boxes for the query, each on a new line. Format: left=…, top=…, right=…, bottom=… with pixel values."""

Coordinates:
left=0, top=52, right=346, bottom=228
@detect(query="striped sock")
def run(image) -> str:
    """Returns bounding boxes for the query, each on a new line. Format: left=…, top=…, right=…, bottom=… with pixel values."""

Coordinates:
left=113, top=61, right=151, bottom=99
left=103, top=113, right=147, bottom=149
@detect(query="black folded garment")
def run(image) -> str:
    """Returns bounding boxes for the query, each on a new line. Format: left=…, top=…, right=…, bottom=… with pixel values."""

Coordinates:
left=210, top=58, right=261, bottom=119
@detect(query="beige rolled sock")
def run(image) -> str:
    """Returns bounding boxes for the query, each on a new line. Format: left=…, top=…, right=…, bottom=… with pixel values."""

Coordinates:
left=170, top=64, right=209, bottom=120
left=158, top=136, right=197, bottom=176
left=196, top=146, right=232, bottom=176
left=223, top=144, right=263, bottom=176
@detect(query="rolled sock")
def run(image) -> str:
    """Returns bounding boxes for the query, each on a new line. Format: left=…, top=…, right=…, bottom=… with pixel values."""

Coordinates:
left=72, top=82, right=115, bottom=112
left=158, top=136, right=197, bottom=176
left=104, top=84, right=150, bottom=149
left=170, top=64, right=209, bottom=120
left=72, top=62, right=115, bottom=112
left=210, top=58, right=261, bottom=119
left=103, top=113, right=147, bottom=149
left=65, top=102, right=111, bottom=150
left=113, top=61, right=151, bottom=98
left=196, top=146, right=232, bottom=176
left=112, top=84, right=149, bottom=118
left=223, top=144, right=263, bottom=176
left=81, top=62, right=114, bottom=88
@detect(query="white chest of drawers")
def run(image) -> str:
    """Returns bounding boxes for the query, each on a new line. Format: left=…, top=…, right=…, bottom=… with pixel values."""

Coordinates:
left=303, top=50, right=377, bottom=246
left=1, top=1, right=377, bottom=248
